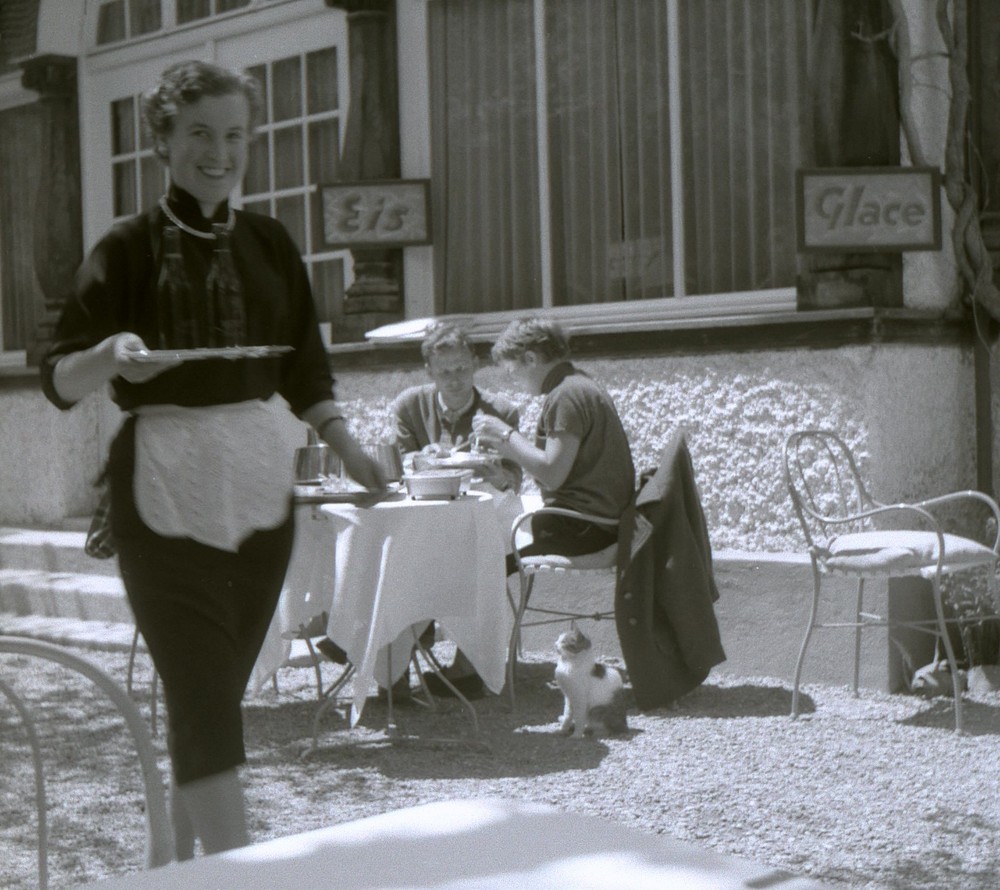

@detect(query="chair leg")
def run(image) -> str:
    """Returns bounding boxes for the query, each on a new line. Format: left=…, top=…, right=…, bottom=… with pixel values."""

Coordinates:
left=304, top=636, right=324, bottom=701
left=506, top=574, right=534, bottom=711
left=127, top=625, right=140, bottom=695
left=852, top=578, right=865, bottom=696
left=791, top=567, right=822, bottom=718
left=150, top=670, right=159, bottom=737
left=930, top=576, right=964, bottom=734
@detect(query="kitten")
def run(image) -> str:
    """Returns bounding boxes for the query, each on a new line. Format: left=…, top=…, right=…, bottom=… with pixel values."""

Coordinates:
left=553, top=624, right=628, bottom=738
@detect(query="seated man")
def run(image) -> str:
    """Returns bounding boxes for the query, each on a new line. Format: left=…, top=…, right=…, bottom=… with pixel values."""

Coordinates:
left=391, top=322, right=522, bottom=698
left=473, top=316, right=635, bottom=575
left=393, top=322, right=522, bottom=493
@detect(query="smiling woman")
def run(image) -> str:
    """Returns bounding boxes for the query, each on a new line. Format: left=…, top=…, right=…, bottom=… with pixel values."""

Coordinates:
left=38, top=58, right=386, bottom=864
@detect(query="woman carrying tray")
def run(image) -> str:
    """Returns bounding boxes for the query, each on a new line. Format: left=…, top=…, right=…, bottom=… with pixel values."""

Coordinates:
left=40, top=60, right=383, bottom=859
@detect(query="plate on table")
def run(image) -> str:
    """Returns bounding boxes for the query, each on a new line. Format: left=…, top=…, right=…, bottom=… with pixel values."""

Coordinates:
left=420, top=452, right=500, bottom=471
left=130, top=345, right=294, bottom=362
left=293, top=484, right=390, bottom=506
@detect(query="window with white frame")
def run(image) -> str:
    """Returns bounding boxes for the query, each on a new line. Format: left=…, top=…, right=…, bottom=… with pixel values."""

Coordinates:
left=110, top=94, right=166, bottom=219
left=95, top=0, right=262, bottom=46
left=241, top=47, right=345, bottom=324
left=428, top=0, right=809, bottom=316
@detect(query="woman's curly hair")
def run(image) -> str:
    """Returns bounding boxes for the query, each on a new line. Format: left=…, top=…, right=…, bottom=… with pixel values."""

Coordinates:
left=141, top=60, right=264, bottom=160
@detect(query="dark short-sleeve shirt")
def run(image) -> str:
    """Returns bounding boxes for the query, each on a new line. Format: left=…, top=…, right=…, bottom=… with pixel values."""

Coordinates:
left=536, top=362, right=635, bottom=518
left=40, top=190, right=334, bottom=417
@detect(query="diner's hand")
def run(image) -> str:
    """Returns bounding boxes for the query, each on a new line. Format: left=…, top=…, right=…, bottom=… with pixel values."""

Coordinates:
left=477, top=460, right=515, bottom=491
left=112, top=333, right=182, bottom=383
left=471, top=414, right=513, bottom=450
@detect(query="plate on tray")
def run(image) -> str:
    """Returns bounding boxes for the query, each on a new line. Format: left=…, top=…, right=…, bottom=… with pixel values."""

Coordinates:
left=131, top=345, right=294, bottom=362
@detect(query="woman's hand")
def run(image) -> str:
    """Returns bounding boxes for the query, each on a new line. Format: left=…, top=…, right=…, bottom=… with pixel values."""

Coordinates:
left=337, top=439, right=387, bottom=490
left=53, top=332, right=179, bottom=403
left=112, top=333, right=181, bottom=383
left=303, top=405, right=388, bottom=491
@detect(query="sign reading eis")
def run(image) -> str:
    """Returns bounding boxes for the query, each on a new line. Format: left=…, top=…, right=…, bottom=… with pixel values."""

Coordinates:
left=796, top=167, right=941, bottom=252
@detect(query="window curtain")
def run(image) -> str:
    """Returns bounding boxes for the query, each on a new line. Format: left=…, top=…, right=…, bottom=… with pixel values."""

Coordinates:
left=679, top=0, right=809, bottom=295
left=546, top=0, right=673, bottom=305
left=430, top=0, right=809, bottom=311
left=429, top=0, right=542, bottom=314
left=0, top=104, right=43, bottom=350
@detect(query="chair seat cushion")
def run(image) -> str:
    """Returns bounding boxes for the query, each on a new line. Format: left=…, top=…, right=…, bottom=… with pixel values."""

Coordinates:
left=820, top=530, right=996, bottom=576
left=521, top=543, right=618, bottom=573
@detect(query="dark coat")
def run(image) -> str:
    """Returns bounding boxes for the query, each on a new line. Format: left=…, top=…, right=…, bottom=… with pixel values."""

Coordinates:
left=615, top=431, right=726, bottom=710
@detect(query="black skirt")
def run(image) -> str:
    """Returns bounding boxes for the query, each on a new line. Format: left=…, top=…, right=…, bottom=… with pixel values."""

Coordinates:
left=109, top=417, right=294, bottom=785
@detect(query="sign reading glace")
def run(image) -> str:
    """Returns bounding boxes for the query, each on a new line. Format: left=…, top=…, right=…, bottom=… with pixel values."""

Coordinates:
left=796, top=167, right=941, bottom=252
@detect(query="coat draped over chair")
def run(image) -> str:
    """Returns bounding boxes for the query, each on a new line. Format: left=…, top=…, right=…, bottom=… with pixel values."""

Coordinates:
left=615, top=432, right=726, bottom=710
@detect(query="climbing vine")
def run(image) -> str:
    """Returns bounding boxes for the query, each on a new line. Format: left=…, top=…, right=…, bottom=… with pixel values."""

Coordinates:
left=890, top=0, right=1000, bottom=322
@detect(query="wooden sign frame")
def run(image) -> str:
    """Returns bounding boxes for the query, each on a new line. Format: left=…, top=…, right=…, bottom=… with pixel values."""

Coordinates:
left=319, top=179, right=432, bottom=249
left=796, top=167, right=942, bottom=253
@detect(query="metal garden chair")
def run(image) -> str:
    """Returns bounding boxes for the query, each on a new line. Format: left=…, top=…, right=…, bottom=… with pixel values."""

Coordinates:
left=505, top=506, right=620, bottom=708
left=783, top=429, right=1000, bottom=733
left=0, top=635, right=174, bottom=887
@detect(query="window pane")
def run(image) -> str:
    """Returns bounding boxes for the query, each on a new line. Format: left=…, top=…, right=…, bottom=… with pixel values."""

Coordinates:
left=113, top=160, right=137, bottom=216
left=546, top=0, right=672, bottom=305
left=141, top=155, right=164, bottom=210
left=273, top=57, right=302, bottom=121
left=309, top=119, right=340, bottom=183
left=217, top=0, right=251, bottom=12
left=679, top=0, right=806, bottom=294
left=130, top=0, right=162, bottom=35
left=306, top=47, right=339, bottom=114
left=111, top=98, right=135, bottom=155
left=311, top=258, right=345, bottom=323
left=274, top=126, right=304, bottom=190
left=97, top=1, right=126, bottom=45
left=429, top=0, right=541, bottom=314
left=546, top=0, right=622, bottom=305
left=247, top=64, right=269, bottom=117
left=177, top=0, right=210, bottom=24
left=244, top=134, right=270, bottom=195
left=275, top=194, right=306, bottom=252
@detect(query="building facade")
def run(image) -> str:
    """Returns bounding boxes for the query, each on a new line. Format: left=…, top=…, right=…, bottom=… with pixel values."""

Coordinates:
left=0, top=0, right=998, bottom=557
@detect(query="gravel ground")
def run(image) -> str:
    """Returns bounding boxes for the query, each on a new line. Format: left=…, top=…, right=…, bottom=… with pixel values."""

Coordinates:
left=2, top=644, right=1000, bottom=889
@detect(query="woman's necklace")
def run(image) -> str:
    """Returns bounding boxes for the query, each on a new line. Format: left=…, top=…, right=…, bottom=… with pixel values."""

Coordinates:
left=158, top=196, right=235, bottom=240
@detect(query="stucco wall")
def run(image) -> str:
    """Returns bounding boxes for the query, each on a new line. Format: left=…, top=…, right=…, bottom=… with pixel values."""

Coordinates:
left=0, top=382, right=103, bottom=524
left=329, top=342, right=976, bottom=552
left=1, top=342, right=975, bottom=549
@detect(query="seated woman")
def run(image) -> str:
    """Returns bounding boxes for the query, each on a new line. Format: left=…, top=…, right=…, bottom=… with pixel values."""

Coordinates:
left=473, top=316, right=635, bottom=576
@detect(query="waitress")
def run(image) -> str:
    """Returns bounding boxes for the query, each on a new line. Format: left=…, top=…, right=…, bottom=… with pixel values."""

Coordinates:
left=40, top=60, right=383, bottom=859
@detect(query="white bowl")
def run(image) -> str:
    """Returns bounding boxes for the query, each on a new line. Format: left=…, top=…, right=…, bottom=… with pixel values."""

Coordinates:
left=401, top=470, right=466, bottom=500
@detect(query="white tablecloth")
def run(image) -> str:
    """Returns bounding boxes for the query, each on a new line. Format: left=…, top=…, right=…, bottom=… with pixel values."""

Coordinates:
left=78, top=797, right=828, bottom=889
left=253, top=490, right=511, bottom=724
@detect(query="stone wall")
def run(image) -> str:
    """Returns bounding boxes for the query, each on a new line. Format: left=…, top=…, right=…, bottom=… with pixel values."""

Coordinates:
left=331, top=342, right=976, bottom=552
left=2, top=341, right=975, bottom=548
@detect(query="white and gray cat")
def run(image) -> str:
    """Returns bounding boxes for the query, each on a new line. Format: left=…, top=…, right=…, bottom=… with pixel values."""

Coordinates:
left=553, top=624, right=628, bottom=737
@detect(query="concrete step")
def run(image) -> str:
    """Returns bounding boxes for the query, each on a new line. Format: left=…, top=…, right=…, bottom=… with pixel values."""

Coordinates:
left=0, top=526, right=119, bottom=577
left=0, top=567, right=131, bottom=624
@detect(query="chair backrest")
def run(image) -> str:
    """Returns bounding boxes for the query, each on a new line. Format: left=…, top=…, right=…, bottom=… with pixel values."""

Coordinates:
left=0, top=636, right=174, bottom=887
left=783, top=430, right=880, bottom=550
